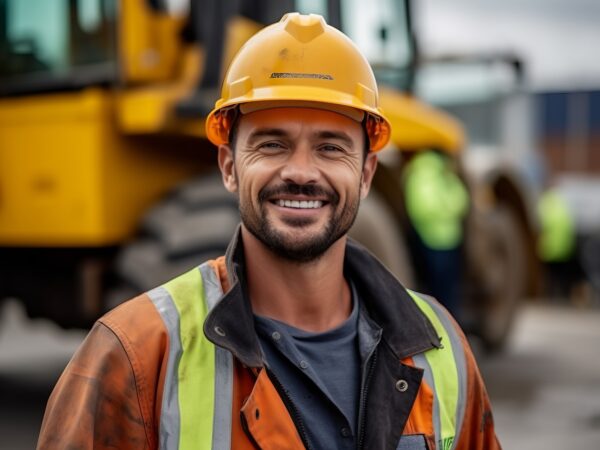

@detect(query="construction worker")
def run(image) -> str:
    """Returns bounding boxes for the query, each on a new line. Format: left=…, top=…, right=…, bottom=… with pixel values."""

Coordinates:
left=403, top=150, right=469, bottom=322
left=537, top=187, right=575, bottom=264
left=537, top=187, right=578, bottom=299
left=38, top=13, right=500, bottom=450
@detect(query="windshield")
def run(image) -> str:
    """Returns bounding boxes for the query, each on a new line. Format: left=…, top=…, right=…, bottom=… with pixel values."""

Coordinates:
left=416, top=62, right=520, bottom=105
left=296, top=0, right=414, bottom=90
left=0, top=0, right=117, bottom=96
left=416, top=60, right=522, bottom=146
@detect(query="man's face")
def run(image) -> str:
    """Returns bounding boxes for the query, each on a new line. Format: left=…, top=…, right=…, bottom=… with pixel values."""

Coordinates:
left=218, top=107, right=377, bottom=263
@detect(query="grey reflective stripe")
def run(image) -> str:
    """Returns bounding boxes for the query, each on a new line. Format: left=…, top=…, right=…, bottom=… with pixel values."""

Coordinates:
left=412, top=352, right=441, bottom=446
left=396, top=434, right=428, bottom=449
left=199, top=262, right=234, bottom=450
left=148, top=285, right=183, bottom=450
left=423, top=299, right=468, bottom=450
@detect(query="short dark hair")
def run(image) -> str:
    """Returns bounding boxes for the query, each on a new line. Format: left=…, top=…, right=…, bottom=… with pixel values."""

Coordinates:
left=228, top=111, right=241, bottom=152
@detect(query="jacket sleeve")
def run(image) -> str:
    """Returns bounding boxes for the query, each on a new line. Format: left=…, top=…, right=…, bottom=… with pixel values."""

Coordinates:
left=37, top=321, right=151, bottom=450
left=455, top=332, right=502, bottom=450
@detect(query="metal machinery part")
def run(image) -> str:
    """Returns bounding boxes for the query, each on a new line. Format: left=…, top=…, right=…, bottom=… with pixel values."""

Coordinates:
left=1, top=0, right=538, bottom=353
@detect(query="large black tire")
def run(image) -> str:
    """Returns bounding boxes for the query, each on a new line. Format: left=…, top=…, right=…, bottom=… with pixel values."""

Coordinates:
left=105, top=172, right=240, bottom=309
left=106, top=172, right=414, bottom=308
left=466, top=205, right=527, bottom=352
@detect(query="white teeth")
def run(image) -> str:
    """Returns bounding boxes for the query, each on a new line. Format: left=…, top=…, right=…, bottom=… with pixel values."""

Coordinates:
left=277, top=199, right=323, bottom=209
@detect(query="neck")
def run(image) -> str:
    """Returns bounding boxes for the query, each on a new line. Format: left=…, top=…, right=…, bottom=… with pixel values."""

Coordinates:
left=241, top=226, right=351, bottom=332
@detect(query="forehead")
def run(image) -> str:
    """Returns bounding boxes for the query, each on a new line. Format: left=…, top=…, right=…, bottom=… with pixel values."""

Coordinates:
left=236, top=107, right=363, bottom=139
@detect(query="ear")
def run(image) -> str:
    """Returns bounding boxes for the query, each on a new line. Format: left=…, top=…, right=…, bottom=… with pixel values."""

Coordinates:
left=360, top=152, right=378, bottom=199
left=218, top=144, right=238, bottom=193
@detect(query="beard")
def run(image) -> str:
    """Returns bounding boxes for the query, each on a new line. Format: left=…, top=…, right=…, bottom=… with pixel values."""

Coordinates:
left=239, top=182, right=361, bottom=263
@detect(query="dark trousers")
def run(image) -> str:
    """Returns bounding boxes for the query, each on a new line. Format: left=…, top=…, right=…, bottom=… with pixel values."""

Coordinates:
left=409, top=227, right=464, bottom=322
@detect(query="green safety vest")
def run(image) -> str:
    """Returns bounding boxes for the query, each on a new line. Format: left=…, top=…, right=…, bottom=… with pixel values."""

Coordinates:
left=404, top=151, right=469, bottom=250
left=537, top=189, right=575, bottom=262
left=147, top=263, right=468, bottom=450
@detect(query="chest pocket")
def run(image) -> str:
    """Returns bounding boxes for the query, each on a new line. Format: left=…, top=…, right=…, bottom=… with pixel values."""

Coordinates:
left=396, top=434, right=429, bottom=450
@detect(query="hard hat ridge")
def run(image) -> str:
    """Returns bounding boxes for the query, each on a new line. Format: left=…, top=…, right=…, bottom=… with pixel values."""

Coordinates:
left=281, top=12, right=326, bottom=43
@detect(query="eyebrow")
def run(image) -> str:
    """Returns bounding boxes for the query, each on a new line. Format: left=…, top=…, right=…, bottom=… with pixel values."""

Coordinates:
left=247, top=128, right=289, bottom=144
left=313, top=130, right=354, bottom=148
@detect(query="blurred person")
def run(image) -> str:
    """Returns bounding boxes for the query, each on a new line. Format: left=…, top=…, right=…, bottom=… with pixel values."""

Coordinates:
left=537, top=186, right=580, bottom=300
left=37, top=13, right=499, bottom=450
left=403, top=150, right=469, bottom=323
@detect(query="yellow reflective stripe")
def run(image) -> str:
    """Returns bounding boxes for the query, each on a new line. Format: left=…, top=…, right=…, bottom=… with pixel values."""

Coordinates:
left=408, top=291, right=458, bottom=445
left=164, top=268, right=215, bottom=450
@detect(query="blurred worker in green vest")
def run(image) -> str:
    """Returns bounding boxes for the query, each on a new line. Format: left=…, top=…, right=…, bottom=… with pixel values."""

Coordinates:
left=403, top=150, right=469, bottom=322
left=537, top=187, right=578, bottom=299
left=537, top=188, right=575, bottom=263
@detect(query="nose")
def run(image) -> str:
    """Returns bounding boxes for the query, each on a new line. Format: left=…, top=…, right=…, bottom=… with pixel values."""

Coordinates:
left=279, top=145, right=320, bottom=185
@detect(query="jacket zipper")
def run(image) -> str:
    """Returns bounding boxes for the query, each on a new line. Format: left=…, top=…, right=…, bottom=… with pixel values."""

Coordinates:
left=357, top=346, right=379, bottom=450
left=265, top=368, right=313, bottom=450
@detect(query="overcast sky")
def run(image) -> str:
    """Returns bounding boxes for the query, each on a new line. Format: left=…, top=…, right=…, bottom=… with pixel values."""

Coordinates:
left=416, top=0, right=600, bottom=91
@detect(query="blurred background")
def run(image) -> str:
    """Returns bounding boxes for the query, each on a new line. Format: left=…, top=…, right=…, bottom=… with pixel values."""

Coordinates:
left=0, top=0, right=599, bottom=448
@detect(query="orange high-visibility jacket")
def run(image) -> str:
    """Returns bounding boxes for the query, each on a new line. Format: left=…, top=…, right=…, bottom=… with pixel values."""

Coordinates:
left=38, top=230, right=501, bottom=450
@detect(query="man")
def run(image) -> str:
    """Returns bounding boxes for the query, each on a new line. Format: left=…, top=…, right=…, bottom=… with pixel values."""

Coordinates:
left=38, top=13, right=500, bottom=450
left=537, top=186, right=579, bottom=300
left=403, top=150, right=469, bottom=322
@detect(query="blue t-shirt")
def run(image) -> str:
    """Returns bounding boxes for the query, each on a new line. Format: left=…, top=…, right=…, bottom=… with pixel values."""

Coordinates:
left=254, top=285, right=361, bottom=450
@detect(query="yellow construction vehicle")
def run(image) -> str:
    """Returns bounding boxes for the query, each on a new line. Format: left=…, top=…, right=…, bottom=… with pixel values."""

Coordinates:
left=0, top=0, right=538, bottom=350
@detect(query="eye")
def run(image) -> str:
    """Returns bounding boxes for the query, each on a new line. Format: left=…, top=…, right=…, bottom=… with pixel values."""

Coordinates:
left=258, top=141, right=286, bottom=152
left=318, top=144, right=346, bottom=155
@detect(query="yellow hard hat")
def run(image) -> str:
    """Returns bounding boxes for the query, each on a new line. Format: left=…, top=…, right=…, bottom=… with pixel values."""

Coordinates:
left=205, top=12, right=392, bottom=152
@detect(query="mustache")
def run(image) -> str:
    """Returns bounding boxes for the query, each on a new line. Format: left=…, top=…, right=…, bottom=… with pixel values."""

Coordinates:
left=259, top=183, right=339, bottom=204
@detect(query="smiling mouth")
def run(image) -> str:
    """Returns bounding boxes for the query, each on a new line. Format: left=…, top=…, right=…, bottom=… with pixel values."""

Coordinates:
left=261, top=183, right=336, bottom=211
left=274, top=199, right=324, bottom=209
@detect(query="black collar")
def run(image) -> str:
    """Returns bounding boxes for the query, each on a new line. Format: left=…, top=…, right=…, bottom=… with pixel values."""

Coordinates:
left=203, top=227, right=441, bottom=368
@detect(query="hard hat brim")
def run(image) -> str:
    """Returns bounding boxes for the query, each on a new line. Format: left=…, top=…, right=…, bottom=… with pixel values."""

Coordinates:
left=206, top=85, right=391, bottom=151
